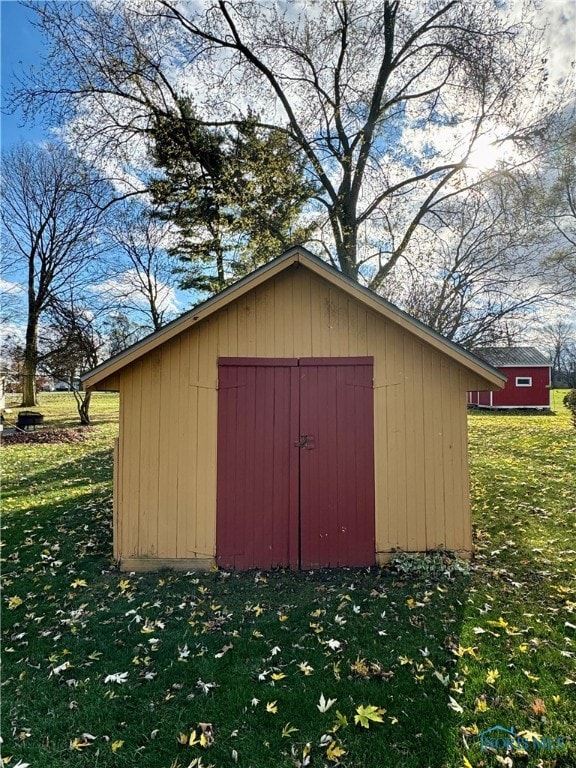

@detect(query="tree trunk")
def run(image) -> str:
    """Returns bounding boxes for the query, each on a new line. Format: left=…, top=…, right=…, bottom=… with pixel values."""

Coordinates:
left=329, top=176, right=359, bottom=279
left=333, top=202, right=359, bottom=280
left=20, top=357, right=37, bottom=407
left=74, top=389, right=92, bottom=425
left=216, top=245, right=225, bottom=290
left=20, top=313, right=39, bottom=407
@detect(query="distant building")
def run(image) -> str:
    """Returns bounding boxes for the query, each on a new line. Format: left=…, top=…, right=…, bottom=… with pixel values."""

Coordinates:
left=468, top=347, right=552, bottom=409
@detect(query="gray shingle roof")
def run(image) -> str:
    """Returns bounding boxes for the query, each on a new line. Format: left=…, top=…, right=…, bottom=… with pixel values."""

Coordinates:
left=474, top=346, right=551, bottom=367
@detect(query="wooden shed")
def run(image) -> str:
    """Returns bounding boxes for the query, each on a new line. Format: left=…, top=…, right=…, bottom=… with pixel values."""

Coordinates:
left=467, top=347, right=552, bottom=410
left=83, top=247, right=505, bottom=572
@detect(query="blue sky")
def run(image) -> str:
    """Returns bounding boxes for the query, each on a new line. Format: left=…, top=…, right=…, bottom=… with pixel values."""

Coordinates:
left=1, top=0, right=50, bottom=148
left=0, top=2, right=191, bottom=323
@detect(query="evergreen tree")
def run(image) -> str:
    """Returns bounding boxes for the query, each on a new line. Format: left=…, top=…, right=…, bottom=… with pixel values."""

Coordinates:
left=150, top=101, right=316, bottom=293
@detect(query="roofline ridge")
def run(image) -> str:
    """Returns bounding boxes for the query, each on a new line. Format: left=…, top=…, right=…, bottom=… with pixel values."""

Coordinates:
left=82, top=246, right=505, bottom=389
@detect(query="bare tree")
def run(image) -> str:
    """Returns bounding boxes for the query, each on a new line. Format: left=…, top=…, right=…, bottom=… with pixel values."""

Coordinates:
left=39, top=298, right=104, bottom=424
left=14, top=0, right=568, bottom=286
left=539, top=320, right=576, bottom=388
left=1, top=143, right=110, bottom=406
left=539, top=125, right=576, bottom=290
left=103, top=202, right=179, bottom=332
left=102, top=312, right=146, bottom=357
left=381, top=177, right=571, bottom=347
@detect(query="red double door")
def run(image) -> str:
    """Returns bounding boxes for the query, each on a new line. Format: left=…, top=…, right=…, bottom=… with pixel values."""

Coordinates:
left=216, top=357, right=375, bottom=570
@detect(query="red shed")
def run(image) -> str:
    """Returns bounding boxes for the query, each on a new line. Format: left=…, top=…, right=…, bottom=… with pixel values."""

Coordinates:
left=467, top=347, right=551, bottom=409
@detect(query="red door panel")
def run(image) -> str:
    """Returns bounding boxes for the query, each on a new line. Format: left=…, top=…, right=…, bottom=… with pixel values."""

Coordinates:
left=216, top=359, right=299, bottom=570
left=216, top=357, right=375, bottom=570
left=299, top=360, right=375, bottom=568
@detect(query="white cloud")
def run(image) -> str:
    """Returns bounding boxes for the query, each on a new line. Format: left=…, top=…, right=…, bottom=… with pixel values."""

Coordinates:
left=0, top=278, right=24, bottom=296
left=541, top=0, right=576, bottom=85
left=91, top=268, right=181, bottom=319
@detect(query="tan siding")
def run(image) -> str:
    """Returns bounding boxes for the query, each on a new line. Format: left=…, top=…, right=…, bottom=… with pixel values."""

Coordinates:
left=297, top=272, right=313, bottom=356
left=88, top=373, right=120, bottom=392
left=282, top=272, right=295, bottom=356
left=463, top=370, right=505, bottom=392
left=243, top=292, right=258, bottom=356
left=386, top=321, right=406, bottom=550
left=196, top=319, right=219, bottom=555
left=138, top=354, right=158, bottom=557
left=186, top=328, right=202, bottom=558
left=369, top=311, right=386, bottom=550
left=121, top=361, right=142, bottom=559
left=196, top=384, right=218, bottom=555
left=226, top=305, right=239, bottom=356
left=115, top=264, right=476, bottom=569
left=176, top=330, right=192, bottom=559
left=426, top=349, right=445, bottom=549
left=113, top=437, right=120, bottom=561
left=439, top=358, right=456, bottom=550
left=413, top=341, right=428, bottom=549
left=157, top=341, right=179, bottom=558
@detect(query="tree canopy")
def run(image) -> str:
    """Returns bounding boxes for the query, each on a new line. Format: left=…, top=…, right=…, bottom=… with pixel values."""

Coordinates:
left=149, top=102, right=316, bottom=293
left=16, top=0, right=571, bottom=287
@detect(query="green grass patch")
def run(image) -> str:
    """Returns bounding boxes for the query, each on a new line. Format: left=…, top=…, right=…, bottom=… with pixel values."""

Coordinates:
left=3, top=391, right=120, bottom=429
left=2, top=391, right=575, bottom=767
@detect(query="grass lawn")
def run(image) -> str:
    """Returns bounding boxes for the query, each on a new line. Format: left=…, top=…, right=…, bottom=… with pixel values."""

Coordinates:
left=1, top=391, right=575, bottom=768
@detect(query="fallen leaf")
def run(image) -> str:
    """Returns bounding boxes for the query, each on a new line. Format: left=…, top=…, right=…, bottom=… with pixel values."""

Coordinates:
left=326, top=740, right=346, bottom=762
left=282, top=722, right=299, bottom=738
left=70, top=736, right=93, bottom=751
left=447, top=696, right=464, bottom=714
left=354, top=704, right=386, bottom=728
left=530, top=698, right=547, bottom=715
left=317, top=693, right=337, bottom=713
left=523, top=669, right=539, bottom=682
left=485, top=668, right=500, bottom=685
left=214, top=643, right=233, bottom=658
left=199, top=722, right=214, bottom=747
left=104, top=671, right=129, bottom=684
left=517, top=729, right=543, bottom=743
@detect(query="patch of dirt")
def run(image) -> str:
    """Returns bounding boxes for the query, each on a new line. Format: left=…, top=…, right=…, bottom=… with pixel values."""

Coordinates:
left=1, top=427, right=95, bottom=445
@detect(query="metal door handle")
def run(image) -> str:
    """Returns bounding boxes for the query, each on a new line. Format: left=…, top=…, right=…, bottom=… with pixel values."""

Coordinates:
left=295, top=434, right=314, bottom=449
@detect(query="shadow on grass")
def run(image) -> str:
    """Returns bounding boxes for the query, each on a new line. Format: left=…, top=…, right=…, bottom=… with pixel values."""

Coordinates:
left=2, top=446, right=114, bottom=502
left=3, top=490, right=474, bottom=768
left=3, top=424, right=474, bottom=766
left=468, top=406, right=557, bottom=417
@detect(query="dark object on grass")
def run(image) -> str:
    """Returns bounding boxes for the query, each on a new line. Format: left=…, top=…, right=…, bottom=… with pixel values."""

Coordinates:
left=16, top=411, right=44, bottom=430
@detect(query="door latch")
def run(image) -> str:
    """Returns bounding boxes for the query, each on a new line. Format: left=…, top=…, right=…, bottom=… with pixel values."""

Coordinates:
left=295, top=434, right=314, bottom=449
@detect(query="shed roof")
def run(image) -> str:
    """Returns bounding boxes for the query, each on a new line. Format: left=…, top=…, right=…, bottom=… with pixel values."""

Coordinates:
left=82, top=247, right=505, bottom=389
left=475, top=347, right=551, bottom=368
